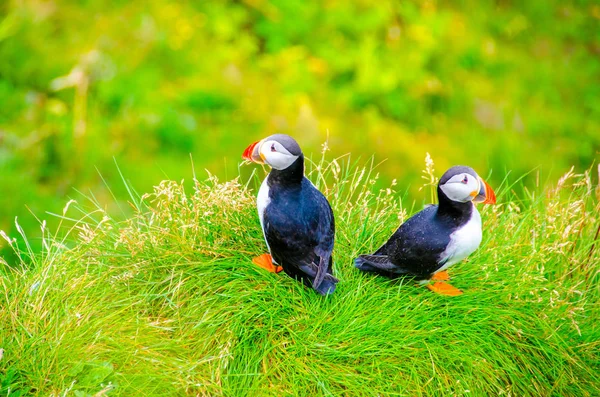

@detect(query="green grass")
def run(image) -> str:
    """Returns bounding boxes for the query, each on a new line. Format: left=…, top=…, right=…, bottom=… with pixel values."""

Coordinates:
left=1, top=155, right=599, bottom=396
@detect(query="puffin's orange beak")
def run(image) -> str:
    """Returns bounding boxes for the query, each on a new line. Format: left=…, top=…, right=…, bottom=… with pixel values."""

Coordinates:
left=473, top=177, right=496, bottom=205
left=242, top=140, right=264, bottom=164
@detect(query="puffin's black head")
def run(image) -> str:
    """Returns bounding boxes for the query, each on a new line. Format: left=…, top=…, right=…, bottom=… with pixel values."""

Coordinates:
left=438, top=165, right=496, bottom=205
left=242, top=134, right=302, bottom=170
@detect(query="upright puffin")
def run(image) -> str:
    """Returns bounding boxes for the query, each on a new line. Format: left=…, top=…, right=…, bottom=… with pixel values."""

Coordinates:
left=242, top=134, right=338, bottom=295
left=354, top=166, right=496, bottom=296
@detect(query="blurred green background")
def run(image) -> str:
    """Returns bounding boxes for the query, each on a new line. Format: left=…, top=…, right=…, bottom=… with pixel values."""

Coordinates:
left=0, top=0, right=599, bottom=259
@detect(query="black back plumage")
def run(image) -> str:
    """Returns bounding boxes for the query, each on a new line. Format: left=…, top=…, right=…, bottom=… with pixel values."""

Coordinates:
left=355, top=183, right=473, bottom=279
left=263, top=155, right=337, bottom=294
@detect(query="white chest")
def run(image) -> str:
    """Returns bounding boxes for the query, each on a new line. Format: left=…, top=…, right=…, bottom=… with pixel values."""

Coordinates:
left=256, top=176, right=271, bottom=249
left=438, top=206, right=482, bottom=271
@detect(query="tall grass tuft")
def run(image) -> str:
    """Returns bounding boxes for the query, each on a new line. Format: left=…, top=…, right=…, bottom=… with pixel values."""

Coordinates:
left=1, top=153, right=599, bottom=396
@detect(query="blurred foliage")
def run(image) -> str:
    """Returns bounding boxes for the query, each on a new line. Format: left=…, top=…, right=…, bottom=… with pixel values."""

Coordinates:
left=0, top=0, right=599, bottom=258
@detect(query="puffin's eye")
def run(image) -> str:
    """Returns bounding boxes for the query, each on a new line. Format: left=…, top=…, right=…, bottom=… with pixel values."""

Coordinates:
left=270, top=144, right=277, bottom=152
left=462, top=175, right=468, bottom=184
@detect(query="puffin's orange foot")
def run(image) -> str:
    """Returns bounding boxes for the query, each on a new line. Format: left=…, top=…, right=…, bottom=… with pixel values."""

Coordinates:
left=431, top=270, right=450, bottom=282
left=426, top=281, right=463, bottom=296
left=252, top=254, right=283, bottom=274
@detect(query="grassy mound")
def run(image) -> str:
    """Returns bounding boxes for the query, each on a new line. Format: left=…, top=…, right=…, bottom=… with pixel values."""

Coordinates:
left=1, top=156, right=599, bottom=396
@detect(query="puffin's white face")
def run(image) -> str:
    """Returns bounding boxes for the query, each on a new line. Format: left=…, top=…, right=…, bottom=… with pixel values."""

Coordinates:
left=242, top=134, right=302, bottom=171
left=257, top=139, right=300, bottom=170
left=439, top=172, right=482, bottom=203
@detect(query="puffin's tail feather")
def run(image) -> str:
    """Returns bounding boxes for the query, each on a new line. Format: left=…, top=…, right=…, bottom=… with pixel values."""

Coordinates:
left=354, top=256, right=378, bottom=271
left=354, top=254, right=394, bottom=270
left=354, top=255, right=412, bottom=277
left=313, top=254, right=329, bottom=290
left=314, top=277, right=337, bottom=295
left=297, top=260, right=338, bottom=295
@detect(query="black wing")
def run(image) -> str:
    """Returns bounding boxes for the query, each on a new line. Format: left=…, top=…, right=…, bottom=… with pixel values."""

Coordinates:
left=362, top=206, right=450, bottom=278
left=264, top=178, right=337, bottom=294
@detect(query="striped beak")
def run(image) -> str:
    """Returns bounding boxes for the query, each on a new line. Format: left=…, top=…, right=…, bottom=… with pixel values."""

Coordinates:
left=242, top=140, right=265, bottom=164
left=473, top=177, right=496, bottom=205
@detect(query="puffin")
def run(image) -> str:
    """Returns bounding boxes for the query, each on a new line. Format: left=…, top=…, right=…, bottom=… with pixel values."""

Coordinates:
left=242, top=134, right=338, bottom=295
left=354, top=165, right=496, bottom=296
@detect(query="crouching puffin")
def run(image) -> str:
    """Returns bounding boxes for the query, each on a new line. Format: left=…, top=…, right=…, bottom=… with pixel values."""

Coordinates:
left=354, top=166, right=496, bottom=296
left=242, top=134, right=338, bottom=295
